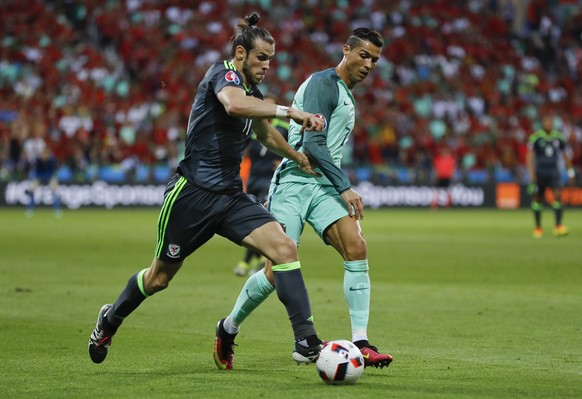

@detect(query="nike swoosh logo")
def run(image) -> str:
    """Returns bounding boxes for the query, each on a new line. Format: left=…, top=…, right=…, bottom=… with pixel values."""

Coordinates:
left=349, top=287, right=369, bottom=291
left=362, top=354, right=370, bottom=359
left=344, top=100, right=351, bottom=106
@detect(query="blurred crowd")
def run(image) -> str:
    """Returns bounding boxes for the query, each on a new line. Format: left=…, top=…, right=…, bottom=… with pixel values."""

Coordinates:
left=1, top=0, right=581, bottom=185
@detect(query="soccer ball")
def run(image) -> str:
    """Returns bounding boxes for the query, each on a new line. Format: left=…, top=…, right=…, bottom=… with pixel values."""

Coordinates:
left=315, top=340, right=365, bottom=385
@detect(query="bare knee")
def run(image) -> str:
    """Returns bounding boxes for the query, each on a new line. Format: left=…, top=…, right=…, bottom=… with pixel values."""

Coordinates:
left=343, top=237, right=367, bottom=261
left=270, top=236, right=298, bottom=265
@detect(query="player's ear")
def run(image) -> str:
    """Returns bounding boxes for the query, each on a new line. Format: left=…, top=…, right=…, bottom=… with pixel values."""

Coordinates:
left=342, top=44, right=350, bottom=56
left=235, top=45, right=246, bottom=61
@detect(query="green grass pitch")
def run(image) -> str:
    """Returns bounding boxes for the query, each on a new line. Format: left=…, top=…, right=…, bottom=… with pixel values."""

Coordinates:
left=0, top=207, right=580, bottom=398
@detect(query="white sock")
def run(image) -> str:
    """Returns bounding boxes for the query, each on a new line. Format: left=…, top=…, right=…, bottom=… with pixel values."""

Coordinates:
left=223, top=316, right=239, bottom=335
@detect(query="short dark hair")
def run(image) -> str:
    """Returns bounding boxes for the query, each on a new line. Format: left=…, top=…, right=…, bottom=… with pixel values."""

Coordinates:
left=230, top=13, right=275, bottom=57
left=346, top=28, right=384, bottom=49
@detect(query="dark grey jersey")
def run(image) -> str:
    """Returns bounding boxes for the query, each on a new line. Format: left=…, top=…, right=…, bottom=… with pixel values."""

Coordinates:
left=528, top=129, right=566, bottom=175
left=178, top=61, right=263, bottom=193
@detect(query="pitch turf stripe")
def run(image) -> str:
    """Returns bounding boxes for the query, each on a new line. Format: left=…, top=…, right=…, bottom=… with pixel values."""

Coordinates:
left=155, top=176, right=187, bottom=258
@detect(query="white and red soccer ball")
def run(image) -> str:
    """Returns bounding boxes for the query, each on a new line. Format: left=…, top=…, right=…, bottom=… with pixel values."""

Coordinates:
left=315, top=340, right=365, bottom=385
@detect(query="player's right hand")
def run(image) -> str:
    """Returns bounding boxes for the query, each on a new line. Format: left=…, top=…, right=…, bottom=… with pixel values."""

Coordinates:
left=288, top=109, right=325, bottom=132
left=341, top=188, right=364, bottom=220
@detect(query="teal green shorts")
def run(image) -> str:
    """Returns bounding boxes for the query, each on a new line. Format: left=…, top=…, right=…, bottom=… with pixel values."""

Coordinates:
left=267, top=182, right=348, bottom=245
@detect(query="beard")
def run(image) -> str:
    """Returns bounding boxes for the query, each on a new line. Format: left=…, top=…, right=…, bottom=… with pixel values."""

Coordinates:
left=242, top=62, right=262, bottom=85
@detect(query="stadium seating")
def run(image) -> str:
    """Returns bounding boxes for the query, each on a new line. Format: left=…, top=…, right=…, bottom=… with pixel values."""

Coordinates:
left=1, top=0, right=580, bottom=185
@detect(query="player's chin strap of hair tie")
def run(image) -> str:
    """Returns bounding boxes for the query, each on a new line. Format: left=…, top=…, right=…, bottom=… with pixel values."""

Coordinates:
left=275, top=105, right=289, bottom=119
left=567, top=168, right=575, bottom=178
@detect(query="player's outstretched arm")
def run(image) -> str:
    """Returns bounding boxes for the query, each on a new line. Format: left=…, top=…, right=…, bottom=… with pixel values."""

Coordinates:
left=217, top=86, right=320, bottom=127
left=525, top=148, right=536, bottom=184
left=525, top=148, right=538, bottom=194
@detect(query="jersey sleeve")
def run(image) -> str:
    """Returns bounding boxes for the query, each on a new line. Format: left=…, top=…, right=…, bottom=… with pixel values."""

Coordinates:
left=527, top=132, right=539, bottom=150
left=304, top=133, right=351, bottom=193
left=301, top=74, right=351, bottom=194
left=211, top=61, right=245, bottom=95
left=302, top=73, right=337, bottom=134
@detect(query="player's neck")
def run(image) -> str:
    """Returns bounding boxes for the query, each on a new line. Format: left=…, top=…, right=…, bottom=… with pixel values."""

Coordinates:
left=232, top=58, right=248, bottom=86
left=334, top=65, right=355, bottom=90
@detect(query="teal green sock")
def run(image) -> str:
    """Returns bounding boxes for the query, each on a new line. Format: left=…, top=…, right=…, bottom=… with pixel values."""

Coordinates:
left=228, top=270, right=274, bottom=328
left=344, top=260, right=370, bottom=339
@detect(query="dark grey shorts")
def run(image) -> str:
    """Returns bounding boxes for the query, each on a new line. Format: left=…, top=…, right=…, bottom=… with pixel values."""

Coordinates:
left=536, top=171, right=562, bottom=193
left=155, top=174, right=276, bottom=262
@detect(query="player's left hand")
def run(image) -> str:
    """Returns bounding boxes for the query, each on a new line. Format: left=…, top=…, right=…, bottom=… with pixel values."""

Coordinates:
left=296, top=152, right=322, bottom=177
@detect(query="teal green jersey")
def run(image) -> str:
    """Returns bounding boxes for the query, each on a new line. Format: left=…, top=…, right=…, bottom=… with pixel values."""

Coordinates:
left=271, top=68, right=355, bottom=192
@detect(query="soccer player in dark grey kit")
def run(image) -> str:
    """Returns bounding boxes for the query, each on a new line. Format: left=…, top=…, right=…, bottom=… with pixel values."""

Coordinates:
left=527, top=115, right=575, bottom=238
left=88, top=13, right=325, bottom=368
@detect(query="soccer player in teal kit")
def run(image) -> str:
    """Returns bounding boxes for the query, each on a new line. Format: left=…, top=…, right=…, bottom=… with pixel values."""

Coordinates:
left=216, top=28, right=393, bottom=369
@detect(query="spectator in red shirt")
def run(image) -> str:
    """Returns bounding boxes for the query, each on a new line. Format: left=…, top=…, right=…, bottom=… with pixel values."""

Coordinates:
left=431, top=146, right=457, bottom=208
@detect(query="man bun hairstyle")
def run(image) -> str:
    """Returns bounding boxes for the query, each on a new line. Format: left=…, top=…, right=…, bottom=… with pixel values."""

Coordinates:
left=230, top=13, right=275, bottom=56
left=347, top=27, right=384, bottom=49
left=245, top=13, right=260, bottom=27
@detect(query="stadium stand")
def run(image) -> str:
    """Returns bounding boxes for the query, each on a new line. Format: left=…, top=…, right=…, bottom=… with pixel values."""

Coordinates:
left=1, top=0, right=581, bottom=185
